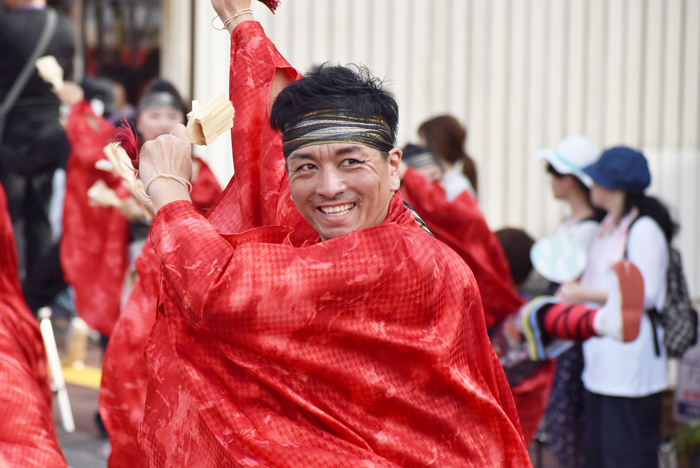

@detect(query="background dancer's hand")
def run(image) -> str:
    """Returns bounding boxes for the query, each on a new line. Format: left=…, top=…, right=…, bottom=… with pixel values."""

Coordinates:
left=556, top=281, right=608, bottom=305
left=212, top=0, right=254, bottom=33
left=53, top=81, right=84, bottom=107
left=139, top=124, right=193, bottom=212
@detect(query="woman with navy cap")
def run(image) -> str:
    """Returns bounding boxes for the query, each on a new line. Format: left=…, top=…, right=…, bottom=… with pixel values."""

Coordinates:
left=557, top=146, right=676, bottom=468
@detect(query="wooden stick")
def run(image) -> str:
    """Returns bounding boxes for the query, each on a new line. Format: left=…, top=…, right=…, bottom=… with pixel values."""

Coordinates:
left=38, top=307, right=75, bottom=433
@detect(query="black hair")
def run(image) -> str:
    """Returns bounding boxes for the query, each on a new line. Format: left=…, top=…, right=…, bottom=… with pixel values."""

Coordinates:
left=81, top=76, right=115, bottom=117
left=495, top=227, right=535, bottom=288
left=138, top=79, right=187, bottom=114
left=270, top=64, right=399, bottom=146
left=546, top=163, right=605, bottom=222
left=623, top=193, right=678, bottom=242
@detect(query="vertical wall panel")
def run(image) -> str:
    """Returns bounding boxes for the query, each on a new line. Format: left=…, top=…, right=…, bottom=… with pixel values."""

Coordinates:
left=565, top=0, right=588, bottom=135
left=504, top=0, right=530, bottom=226
left=603, top=0, right=626, bottom=145
left=484, top=0, right=510, bottom=228
left=678, top=0, right=700, bottom=294
left=660, top=0, right=684, bottom=211
left=192, top=0, right=700, bottom=297
left=523, top=0, right=550, bottom=236
left=622, top=0, right=645, bottom=144
left=190, top=0, right=233, bottom=188
left=585, top=0, right=607, bottom=145
left=447, top=0, right=470, bottom=125
left=542, top=0, right=569, bottom=231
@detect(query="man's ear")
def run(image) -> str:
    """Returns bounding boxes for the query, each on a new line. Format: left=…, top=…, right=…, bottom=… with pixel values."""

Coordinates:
left=386, top=147, right=403, bottom=192
left=387, top=147, right=402, bottom=192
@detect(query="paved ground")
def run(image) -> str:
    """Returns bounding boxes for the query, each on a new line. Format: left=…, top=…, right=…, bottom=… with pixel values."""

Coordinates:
left=52, top=338, right=109, bottom=468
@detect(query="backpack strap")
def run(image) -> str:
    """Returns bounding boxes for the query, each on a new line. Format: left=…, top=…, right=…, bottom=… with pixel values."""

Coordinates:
left=648, top=307, right=662, bottom=357
left=0, top=8, right=58, bottom=143
left=624, top=216, right=665, bottom=357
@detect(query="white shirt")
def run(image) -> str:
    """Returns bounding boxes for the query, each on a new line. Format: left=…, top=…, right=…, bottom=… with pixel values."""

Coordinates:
left=582, top=216, right=669, bottom=397
left=442, top=160, right=476, bottom=202
left=555, top=217, right=600, bottom=253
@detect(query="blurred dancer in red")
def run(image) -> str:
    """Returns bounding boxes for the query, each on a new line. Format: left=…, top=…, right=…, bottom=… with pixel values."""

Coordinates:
left=59, top=79, right=222, bottom=339
left=0, top=182, right=66, bottom=467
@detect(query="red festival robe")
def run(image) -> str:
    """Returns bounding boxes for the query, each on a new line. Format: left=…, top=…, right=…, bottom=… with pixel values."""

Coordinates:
left=99, top=169, right=222, bottom=468
left=402, top=169, right=521, bottom=326
left=401, top=169, right=554, bottom=444
left=0, top=184, right=67, bottom=467
left=136, top=21, right=530, bottom=467
left=60, top=100, right=130, bottom=337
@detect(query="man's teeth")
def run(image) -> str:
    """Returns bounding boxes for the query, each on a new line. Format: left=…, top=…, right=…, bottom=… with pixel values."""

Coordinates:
left=319, top=203, right=355, bottom=215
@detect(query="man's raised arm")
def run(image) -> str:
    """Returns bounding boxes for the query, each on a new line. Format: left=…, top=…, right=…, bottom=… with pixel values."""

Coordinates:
left=211, top=0, right=302, bottom=229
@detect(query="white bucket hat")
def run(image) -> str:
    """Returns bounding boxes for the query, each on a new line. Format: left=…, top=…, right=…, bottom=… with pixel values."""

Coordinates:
left=534, top=135, right=600, bottom=187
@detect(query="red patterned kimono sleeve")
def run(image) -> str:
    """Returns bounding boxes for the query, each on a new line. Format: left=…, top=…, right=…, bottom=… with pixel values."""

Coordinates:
left=206, top=21, right=307, bottom=234
left=0, top=185, right=67, bottom=467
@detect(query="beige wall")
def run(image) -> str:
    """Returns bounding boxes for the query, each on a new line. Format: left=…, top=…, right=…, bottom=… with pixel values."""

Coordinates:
left=186, top=0, right=700, bottom=298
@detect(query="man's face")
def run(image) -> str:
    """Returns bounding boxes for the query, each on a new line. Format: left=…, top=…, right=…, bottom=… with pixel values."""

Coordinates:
left=287, top=143, right=402, bottom=240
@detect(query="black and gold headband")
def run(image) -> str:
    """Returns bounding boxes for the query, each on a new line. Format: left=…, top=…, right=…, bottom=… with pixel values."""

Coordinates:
left=282, top=109, right=395, bottom=158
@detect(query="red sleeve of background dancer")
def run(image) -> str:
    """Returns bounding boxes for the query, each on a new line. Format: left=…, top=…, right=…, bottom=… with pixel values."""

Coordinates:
left=190, top=158, right=222, bottom=215
left=0, top=185, right=66, bottom=467
left=60, top=101, right=130, bottom=337
left=402, top=169, right=523, bottom=326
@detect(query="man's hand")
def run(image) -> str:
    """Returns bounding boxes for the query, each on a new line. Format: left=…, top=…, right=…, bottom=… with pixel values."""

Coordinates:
left=139, top=124, right=193, bottom=212
left=211, top=0, right=254, bottom=32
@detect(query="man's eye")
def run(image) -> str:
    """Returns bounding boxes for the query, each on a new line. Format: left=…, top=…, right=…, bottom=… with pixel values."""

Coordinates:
left=341, top=159, right=363, bottom=166
left=296, top=164, right=317, bottom=172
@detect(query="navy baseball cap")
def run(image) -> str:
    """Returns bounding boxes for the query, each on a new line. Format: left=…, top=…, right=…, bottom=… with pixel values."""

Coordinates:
left=582, top=146, right=651, bottom=194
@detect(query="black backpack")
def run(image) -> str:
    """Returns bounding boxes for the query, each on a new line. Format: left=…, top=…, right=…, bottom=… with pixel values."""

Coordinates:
left=652, top=246, right=698, bottom=357
left=626, top=220, right=698, bottom=358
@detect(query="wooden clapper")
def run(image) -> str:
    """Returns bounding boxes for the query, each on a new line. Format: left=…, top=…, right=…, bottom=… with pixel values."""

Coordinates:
left=94, top=93, right=234, bottom=200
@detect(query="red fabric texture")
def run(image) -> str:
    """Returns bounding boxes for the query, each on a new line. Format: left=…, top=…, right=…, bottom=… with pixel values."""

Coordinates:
left=0, top=184, right=67, bottom=467
left=190, top=159, right=223, bottom=215
left=60, top=100, right=130, bottom=337
left=99, top=162, right=221, bottom=468
left=401, top=168, right=554, bottom=446
left=99, top=243, right=158, bottom=468
left=401, top=169, right=522, bottom=327
left=135, top=21, right=530, bottom=467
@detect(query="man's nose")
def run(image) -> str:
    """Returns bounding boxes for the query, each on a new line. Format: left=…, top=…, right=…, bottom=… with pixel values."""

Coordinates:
left=315, top=168, right=347, bottom=199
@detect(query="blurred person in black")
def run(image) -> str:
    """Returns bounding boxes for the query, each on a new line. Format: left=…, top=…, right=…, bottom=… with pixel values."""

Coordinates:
left=0, top=0, right=75, bottom=310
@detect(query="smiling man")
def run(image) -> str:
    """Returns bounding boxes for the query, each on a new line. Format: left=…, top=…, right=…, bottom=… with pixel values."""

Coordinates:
left=133, top=2, right=530, bottom=467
